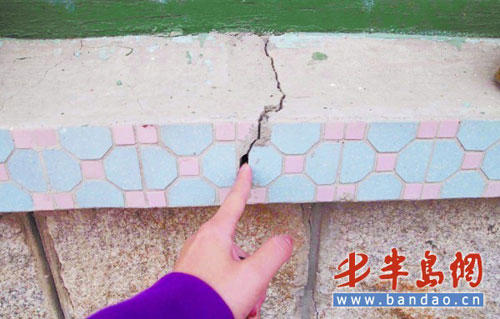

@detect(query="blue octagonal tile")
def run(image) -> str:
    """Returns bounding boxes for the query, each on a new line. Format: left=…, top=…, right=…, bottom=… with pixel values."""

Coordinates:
left=269, top=175, right=315, bottom=203
left=249, top=146, right=282, bottom=187
left=340, top=141, right=375, bottom=183
left=0, top=183, right=33, bottom=212
left=457, top=121, right=500, bottom=151
left=271, top=123, right=320, bottom=154
left=161, top=124, right=213, bottom=156
left=441, top=171, right=485, bottom=198
left=76, top=181, right=124, bottom=208
left=141, top=146, right=177, bottom=189
left=358, top=174, right=402, bottom=201
left=59, top=126, right=112, bottom=160
left=0, top=130, right=14, bottom=162
left=482, top=143, right=500, bottom=180
left=305, top=142, right=341, bottom=184
left=427, top=141, right=463, bottom=182
left=7, top=150, right=46, bottom=192
left=202, top=144, right=237, bottom=187
left=104, top=147, right=142, bottom=190
left=168, top=178, right=215, bottom=207
left=367, top=122, right=417, bottom=152
left=43, top=150, right=82, bottom=191
left=396, top=140, right=433, bottom=183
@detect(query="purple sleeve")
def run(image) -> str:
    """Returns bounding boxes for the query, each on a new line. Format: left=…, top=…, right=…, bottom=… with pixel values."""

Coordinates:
left=88, top=272, right=234, bottom=319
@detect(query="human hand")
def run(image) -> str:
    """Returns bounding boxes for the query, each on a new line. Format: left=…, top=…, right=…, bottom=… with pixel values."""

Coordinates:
left=173, top=164, right=294, bottom=319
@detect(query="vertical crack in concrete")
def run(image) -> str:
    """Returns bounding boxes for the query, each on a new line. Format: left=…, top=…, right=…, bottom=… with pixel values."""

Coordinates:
left=301, top=204, right=322, bottom=319
left=240, top=37, right=286, bottom=166
left=23, top=213, right=65, bottom=319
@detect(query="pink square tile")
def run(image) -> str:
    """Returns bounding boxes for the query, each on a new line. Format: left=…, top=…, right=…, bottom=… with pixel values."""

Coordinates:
left=376, top=153, right=397, bottom=172
left=402, top=184, right=423, bottom=200
left=36, top=129, right=58, bottom=147
left=484, top=182, right=500, bottom=198
left=462, top=152, right=483, bottom=169
left=12, top=130, right=33, bottom=148
left=215, top=123, right=236, bottom=141
left=284, top=156, right=305, bottom=173
left=316, top=185, right=335, bottom=202
left=136, top=125, right=158, bottom=144
left=218, top=188, right=231, bottom=203
left=0, top=164, right=8, bottom=181
left=146, top=191, right=167, bottom=207
left=179, top=158, right=199, bottom=176
left=81, top=161, right=105, bottom=179
left=417, top=121, right=439, bottom=139
left=345, top=122, right=366, bottom=140
left=335, top=184, right=356, bottom=201
left=126, top=191, right=146, bottom=208
left=112, top=125, right=135, bottom=145
left=437, top=120, right=459, bottom=138
left=12, top=129, right=57, bottom=148
left=33, top=194, right=54, bottom=211
left=53, top=193, right=74, bottom=209
left=237, top=122, right=254, bottom=141
left=324, top=123, right=344, bottom=140
left=248, top=188, right=267, bottom=204
left=421, top=184, right=441, bottom=200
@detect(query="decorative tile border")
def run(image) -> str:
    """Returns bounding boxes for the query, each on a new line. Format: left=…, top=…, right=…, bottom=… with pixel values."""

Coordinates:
left=0, top=120, right=499, bottom=212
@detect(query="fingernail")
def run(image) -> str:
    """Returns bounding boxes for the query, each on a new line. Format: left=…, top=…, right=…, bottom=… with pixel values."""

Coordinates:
left=249, top=309, right=257, bottom=317
left=240, top=163, right=250, bottom=172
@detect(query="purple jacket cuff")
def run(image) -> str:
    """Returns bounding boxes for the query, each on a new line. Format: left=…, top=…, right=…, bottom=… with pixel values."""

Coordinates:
left=89, top=272, right=234, bottom=319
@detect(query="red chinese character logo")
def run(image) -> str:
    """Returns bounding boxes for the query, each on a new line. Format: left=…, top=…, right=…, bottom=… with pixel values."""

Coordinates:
left=334, top=252, right=370, bottom=287
left=416, top=250, right=444, bottom=288
left=379, top=248, right=409, bottom=290
left=450, top=252, right=483, bottom=288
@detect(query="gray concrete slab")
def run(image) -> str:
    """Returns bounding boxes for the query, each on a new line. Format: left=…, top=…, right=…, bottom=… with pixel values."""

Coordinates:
left=35, top=204, right=309, bottom=319
left=268, top=34, right=500, bottom=122
left=0, top=34, right=278, bottom=129
left=315, top=198, right=500, bottom=319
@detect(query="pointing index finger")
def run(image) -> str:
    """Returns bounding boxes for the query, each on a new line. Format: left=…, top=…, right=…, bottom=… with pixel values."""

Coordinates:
left=211, top=164, right=252, bottom=235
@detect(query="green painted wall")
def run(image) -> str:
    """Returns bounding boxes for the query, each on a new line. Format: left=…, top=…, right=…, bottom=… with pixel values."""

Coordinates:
left=0, top=0, right=499, bottom=39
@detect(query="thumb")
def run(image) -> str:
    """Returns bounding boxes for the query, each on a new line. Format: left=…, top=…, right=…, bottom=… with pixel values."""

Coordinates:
left=243, top=235, right=294, bottom=291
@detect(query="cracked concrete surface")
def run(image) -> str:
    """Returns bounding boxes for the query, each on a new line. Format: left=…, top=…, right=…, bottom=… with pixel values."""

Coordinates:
left=0, top=34, right=280, bottom=129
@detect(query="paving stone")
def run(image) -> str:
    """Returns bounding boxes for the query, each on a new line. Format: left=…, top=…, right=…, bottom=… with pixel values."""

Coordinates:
left=426, top=140, right=463, bottom=182
left=457, top=121, right=500, bottom=151
left=43, top=150, right=82, bottom=192
left=441, top=171, right=485, bottom=199
left=482, top=144, right=500, bottom=180
left=271, top=123, right=321, bottom=155
left=140, top=146, right=177, bottom=189
left=59, top=127, right=112, bottom=160
left=0, top=213, right=61, bottom=318
left=340, top=141, right=375, bottom=183
left=202, top=143, right=237, bottom=187
left=315, top=198, right=500, bottom=319
left=167, top=178, right=216, bottom=207
left=268, top=175, right=315, bottom=203
left=396, top=140, right=433, bottom=183
left=7, top=149, right=47, bottom=192
left=35, top=204, right=309, bottom=319
left=367, top=122, right=417, bottom=153
left=104, top=147, right=142, bottom=191
left=0, top=130, right=14, bottom=162
left=161, top=124, right=213, bottom=156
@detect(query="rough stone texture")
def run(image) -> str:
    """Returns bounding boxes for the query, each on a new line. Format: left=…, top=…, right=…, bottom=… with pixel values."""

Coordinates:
left=315, top=199, right=500, bottom=319
left=0, top=213, right=60, bottom=319
left=35, top=204, right=309, bottom=319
